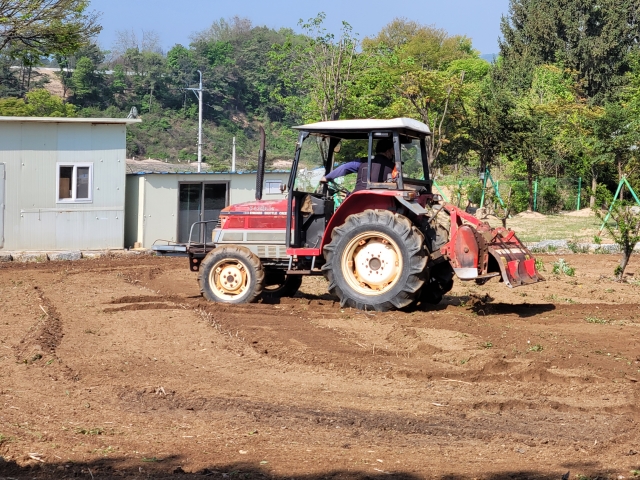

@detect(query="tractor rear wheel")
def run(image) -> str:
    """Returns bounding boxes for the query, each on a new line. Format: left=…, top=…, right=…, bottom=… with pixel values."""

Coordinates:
left=263, top=272, right=303, bottom=299
left=322, top=210, right=427, bottom=311
left=198, top=245, right=264, bottom=304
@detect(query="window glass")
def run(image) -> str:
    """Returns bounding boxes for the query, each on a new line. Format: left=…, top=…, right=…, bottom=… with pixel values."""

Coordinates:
left=76, top=167, right=90, bottom=199
left=265, top=180, right=282, bottom=194
left=59, top=167, right=73, bottom=200
left=329, top=138, right=369, bottom=192
left=295, top=136, right=328, bottom=193
left=57, top=164, right=92, bottom=202
left=401, top=139, right=425, bottom=180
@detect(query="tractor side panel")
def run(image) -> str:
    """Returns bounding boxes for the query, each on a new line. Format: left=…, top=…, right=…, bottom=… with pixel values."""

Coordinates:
left=320, top=193, right=396, bottom=250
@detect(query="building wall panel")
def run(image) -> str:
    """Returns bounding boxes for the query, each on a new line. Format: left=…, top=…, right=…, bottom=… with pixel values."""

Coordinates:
left=0, top=163, right=4, bottom=248
left=0, top=121, right=127, bottom=251
left=129, top=172, right=288, bottom=248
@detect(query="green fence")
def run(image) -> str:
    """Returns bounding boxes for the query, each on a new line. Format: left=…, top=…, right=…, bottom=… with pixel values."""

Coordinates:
left=433, top=174, right=585, bottom=215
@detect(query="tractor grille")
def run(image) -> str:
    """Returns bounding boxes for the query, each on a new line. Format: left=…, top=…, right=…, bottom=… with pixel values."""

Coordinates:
left=257, top=245, right=286, bottom=259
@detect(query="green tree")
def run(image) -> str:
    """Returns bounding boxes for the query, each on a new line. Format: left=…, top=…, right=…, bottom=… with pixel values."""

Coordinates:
left=596, top=204, right=640, bottom=281
left=499, top=0, right=640, bottom=102
left=270, top=13, right=359, bottom=122
left=459, top=76, right=513, bottom=174
left=0, top=89, right=76, bottom=116
left=70, top=56, right=102, bottom=104
left=355, top=18, right=481, bottom=167
left=0, top=0, right=100, bottom=56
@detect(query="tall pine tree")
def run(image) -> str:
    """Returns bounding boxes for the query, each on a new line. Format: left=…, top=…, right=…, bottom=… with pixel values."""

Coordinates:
left=498, top=0, right=640, bottom=103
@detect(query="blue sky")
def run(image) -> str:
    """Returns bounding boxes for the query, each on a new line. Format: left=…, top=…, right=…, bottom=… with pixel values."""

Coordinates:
left=88, top=0, right=510, bottom=55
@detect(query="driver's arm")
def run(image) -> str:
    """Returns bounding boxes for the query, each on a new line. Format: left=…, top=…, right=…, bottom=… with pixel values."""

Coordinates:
left=322, top=160, right=360, bottom=183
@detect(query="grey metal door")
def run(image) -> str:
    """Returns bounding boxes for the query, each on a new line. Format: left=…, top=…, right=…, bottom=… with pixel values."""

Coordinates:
left=177, top=183, right=227, bottom=243
left=0, top=164, right=4, bottom=248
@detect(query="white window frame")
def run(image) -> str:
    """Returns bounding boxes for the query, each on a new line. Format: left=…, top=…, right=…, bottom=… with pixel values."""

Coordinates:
left=265, top=180, right=283, bottom=195
left=56, top=163, right=94, bottom=204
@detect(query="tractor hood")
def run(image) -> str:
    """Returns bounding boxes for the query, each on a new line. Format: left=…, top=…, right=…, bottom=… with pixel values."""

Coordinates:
left=222, top=198, right=288, bottom=215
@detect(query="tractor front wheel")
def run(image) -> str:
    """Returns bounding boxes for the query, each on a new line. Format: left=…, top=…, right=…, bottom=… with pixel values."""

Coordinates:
left=198, top=245, right=264, bottom=304
left=322, top=210, right=427, bottom=311
left=420, top=263, right=455, bottom=305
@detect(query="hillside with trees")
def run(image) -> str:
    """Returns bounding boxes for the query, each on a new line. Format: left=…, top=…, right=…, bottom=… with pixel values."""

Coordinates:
left=1, top=0, right=640, bottom=209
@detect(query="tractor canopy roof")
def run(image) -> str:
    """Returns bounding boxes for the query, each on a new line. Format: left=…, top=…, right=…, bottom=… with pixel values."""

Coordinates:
left=293, top=117, right=431, bottom=139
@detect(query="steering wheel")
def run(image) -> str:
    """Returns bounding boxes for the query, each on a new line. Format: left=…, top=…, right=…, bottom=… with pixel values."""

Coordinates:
left=327, top=180, right=351, bottom=196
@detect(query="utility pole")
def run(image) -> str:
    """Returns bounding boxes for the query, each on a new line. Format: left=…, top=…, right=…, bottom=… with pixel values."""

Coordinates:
left=232, top=136, right=236, bottom=173
left=187, top=70, right=204, bottom=173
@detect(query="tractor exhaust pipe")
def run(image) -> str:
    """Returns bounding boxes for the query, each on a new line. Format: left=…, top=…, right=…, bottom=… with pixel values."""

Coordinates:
left=255, top=126, right=266, bottom=200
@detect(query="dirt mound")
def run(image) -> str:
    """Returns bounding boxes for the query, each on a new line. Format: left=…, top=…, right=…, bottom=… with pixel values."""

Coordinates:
left=564, top=208, right=596, bottom=217
left=515, top=210, right=546, bottom=219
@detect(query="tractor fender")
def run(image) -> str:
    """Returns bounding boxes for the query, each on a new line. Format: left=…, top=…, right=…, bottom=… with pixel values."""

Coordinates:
left=320, top=191, right=398, bottom=251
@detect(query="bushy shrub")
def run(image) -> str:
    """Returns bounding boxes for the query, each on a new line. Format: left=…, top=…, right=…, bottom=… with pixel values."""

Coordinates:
left=589, top=183, right=613, bottom=209
left=541, top=184, right=562, bottom=213
left=466, top=182, right=483, bottom=205
left=510, top=182, right=530, bottom=213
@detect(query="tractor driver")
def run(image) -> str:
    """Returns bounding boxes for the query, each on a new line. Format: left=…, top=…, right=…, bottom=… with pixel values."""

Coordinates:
left=320, top=138, right=395, bottom=192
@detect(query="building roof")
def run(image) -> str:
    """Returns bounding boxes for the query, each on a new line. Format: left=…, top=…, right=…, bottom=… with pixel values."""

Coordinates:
left=0, top=116, right=141, bottom=125
left=293, top=117, right=431, bottom=135
left=126, top=159, right=289, bottom=175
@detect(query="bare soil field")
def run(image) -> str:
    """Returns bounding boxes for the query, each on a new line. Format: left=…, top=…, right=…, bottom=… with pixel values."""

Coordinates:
left=1, top=254, right=639, bottom=480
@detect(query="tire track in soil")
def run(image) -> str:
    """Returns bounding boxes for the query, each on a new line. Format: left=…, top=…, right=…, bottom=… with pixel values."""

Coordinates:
left=132, top=266, right=640, bottom=404
left=103, top=302, right=186, bottom=312
left=13, top=286, right=79, bottom=381
left=114, top=278, right=640, bottom=390
left=114, top=389, right=636, bottom=448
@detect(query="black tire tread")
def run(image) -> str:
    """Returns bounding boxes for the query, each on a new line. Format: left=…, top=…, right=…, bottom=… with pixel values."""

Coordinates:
left=322, top=209, right=426, bottom=311
left=262, top=274, right=303, bottom=299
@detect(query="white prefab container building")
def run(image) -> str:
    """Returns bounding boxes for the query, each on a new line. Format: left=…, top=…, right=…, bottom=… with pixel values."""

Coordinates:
left=0, top=116, right=140, bottom=251
left=124, top=162, right=289, bottom=249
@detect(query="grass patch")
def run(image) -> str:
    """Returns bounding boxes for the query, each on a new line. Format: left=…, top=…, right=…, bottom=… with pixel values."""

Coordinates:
left=487, top=214, right=602, bottom=243
left=552, top=259, right=575, bottom=276
left=567, top=240, right=589, bottom=253
left=585, top=316, right=609, bottom=324
left=76, top=427, right=104, bottom=436
left=528, top=344, right=544, bottom=352
left=93, top=446, right=116, bottom=456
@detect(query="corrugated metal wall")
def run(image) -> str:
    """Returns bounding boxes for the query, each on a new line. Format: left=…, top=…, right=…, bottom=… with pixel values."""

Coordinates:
left=0, top=122, right=126, bottom=250
left=126, top=172, right=288, bottom=248
left=0, top=163, right=4, bottom=248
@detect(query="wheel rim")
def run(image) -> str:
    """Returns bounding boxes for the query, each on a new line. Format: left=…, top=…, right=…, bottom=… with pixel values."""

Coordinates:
left=209, top=259, right=251, bottom=300
left=341, top=231, right=402, bottom=296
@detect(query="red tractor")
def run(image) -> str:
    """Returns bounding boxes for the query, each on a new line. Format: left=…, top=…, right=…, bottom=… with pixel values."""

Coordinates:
left=181, top=118, right=540, bottom=311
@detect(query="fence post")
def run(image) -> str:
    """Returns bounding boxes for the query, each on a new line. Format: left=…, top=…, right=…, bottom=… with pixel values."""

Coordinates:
left=533, top=179, right=538, bottom=211
left=599, top=177, right=626, bottom=232
left=576, top=177, right=581, bottom=210
left=432, top=180, right=449, bottom=202
left=457, top=180, right=462, bottom=205
left=479, top=168, right=488, bottom=208
left=624, top=177, right=640, bottom=206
